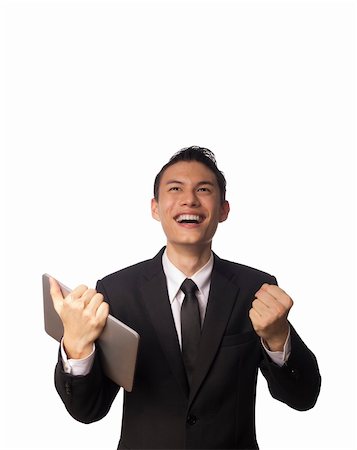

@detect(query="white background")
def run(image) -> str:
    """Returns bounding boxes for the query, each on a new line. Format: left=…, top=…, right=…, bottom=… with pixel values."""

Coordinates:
left=0, top=0, right=355, bottom=449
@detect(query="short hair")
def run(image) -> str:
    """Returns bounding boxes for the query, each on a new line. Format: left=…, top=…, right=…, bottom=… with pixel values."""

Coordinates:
left=153, top=146, right=226, bottom=203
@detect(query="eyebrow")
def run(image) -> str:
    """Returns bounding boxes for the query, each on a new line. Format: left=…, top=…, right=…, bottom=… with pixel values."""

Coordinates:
left=165, top=180, right=215, bottom=187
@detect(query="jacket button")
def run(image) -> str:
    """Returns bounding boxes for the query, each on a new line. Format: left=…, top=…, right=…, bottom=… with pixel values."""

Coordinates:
left=290, top=368, right=299, bottom=379
left=187, top=415, right=198, bottom=426
left=284, top=364, right=300, bottom=380
left=65, top=382, right=71, bottom=396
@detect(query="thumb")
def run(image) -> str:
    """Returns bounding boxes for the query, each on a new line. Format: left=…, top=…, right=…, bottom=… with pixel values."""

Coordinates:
left=49, top=276, right=64, bottom=316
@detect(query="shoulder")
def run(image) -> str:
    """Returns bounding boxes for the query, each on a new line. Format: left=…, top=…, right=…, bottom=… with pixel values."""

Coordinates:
left=99, top=258, right=154, bottom=286
left=213, top=254, right=277, bottom=285
left=97, top=248, right=164, bottom=290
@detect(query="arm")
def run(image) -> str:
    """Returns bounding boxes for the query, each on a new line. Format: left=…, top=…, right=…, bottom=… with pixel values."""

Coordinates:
left=260, top=325, right=321, bottom=411
left=50, top=278, right=120, bottom=423
left=55, top=344, right=119, bottom=423
left=250, top=283, right=321, bottom=410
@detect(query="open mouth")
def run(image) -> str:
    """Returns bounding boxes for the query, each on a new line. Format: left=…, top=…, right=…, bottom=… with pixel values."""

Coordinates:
left=175, top=214, right=204, bottom=224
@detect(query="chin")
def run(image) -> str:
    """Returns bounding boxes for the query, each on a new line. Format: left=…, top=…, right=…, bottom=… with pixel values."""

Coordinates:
left=170, top=237, right=211, bottom=247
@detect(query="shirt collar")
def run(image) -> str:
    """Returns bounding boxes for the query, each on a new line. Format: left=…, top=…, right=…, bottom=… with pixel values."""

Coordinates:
left=162, top=248, right=214, bottom=303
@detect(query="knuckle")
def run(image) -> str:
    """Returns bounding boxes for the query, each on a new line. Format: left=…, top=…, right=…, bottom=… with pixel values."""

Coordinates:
left=281, top=291, right=292, bottom=302
left=83, top=307, right=93, bottom=319
left=87, top=288, right=97, bottom=297
left=94, top=292, right=104, bottom=303
left=89, top=317, right=98, bottom=328
left=281, top=295, right=293, bottom=310
left=73, top=285, right=88, bottom=297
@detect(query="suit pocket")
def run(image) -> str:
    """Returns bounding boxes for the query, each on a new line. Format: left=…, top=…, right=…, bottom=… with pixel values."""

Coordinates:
left=221, top=331, right=257, bottom=347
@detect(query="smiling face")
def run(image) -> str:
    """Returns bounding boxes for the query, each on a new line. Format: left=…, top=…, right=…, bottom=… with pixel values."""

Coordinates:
left=151, top=161, right=230, bottom=253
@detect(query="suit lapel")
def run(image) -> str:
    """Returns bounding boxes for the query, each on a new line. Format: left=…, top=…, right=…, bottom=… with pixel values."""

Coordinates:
left=140, top=249, right=189, bottom=397
left=188, top=254, right=240, bottom=406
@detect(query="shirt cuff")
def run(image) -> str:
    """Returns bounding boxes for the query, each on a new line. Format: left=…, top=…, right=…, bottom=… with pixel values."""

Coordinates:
left=261, top=326, right=291, bottom=367
left=60, top=339, right=95, bottom=376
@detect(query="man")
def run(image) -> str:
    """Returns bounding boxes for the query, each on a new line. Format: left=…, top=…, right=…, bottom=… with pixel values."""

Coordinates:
left=50, top=146, right=321, bottom=449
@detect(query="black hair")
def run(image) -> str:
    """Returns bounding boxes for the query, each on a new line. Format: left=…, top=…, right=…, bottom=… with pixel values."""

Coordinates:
left=153, top=146, right=226, bottom=203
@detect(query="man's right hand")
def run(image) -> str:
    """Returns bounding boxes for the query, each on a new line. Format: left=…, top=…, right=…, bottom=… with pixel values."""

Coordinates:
left=49, top=277, right=109, bottom=359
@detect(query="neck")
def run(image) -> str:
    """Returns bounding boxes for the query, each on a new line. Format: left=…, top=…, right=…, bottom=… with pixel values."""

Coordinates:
left=166, top=243, right=212, bottom=277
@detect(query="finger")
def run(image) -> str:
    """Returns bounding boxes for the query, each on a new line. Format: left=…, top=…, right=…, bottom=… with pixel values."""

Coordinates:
left=254, top=289, right=276, bottom=308
left=257, top=283, right=280, bottom=295
left=253, top=293, right=290, bottom=321
left=261, top=283, right=282, bottom=293
left=49, top=277, right=63, bottom=299
left=251, top=298, right=270, bottom=317
left=260, top=283, right=286, bottom=298
left=49, top=277, right=64, bottom=310
left=96, top=301, right=109, bottom=324
left=260, top=283, right=273, bottom=291
left=81, top=288, right=98, bottom=306
left=261, top=284, right=293, bottom=309
left=71, top=284, right=89, bottom=300
left=86, top=292, right=105, bottom=314
left=249, top=307, right=263, bottom=329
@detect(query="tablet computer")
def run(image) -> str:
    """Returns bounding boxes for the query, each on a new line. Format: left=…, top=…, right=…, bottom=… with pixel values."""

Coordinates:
left=42, top=273, right=140, bottom=392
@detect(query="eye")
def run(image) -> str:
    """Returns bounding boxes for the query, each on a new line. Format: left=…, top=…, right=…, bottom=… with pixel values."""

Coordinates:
left=169, top=186, right=181, bottom=191
left=197, top=187, right=210, bottom=192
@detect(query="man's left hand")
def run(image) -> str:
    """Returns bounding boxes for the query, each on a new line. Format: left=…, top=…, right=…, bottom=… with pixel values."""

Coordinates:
left=249, top=284, right=293, bottom=352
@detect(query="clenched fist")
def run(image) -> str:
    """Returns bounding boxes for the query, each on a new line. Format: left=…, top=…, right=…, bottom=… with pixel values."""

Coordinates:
left=50, top=277, right=109, bottom=359
left=249, top=283, right=293, bottom=352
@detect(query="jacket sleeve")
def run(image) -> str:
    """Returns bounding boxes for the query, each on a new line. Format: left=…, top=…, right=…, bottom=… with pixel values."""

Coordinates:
left=54, top=345, right=120, bottom=423
left=259, top=324, right=321, bottom=411
left=54, top=280, right=120, bottom=423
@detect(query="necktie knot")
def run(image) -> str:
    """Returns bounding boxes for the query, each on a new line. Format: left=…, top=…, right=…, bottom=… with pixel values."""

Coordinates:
left=180, top=278, right=198, bottom=297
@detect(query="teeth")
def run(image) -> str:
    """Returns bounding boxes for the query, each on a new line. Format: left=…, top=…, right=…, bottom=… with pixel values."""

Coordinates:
left=176, top=214, right=201, bottom=223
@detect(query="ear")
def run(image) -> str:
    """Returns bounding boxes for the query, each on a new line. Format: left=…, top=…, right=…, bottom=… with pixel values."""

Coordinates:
left=219, top=200, right=230, bottom=223
left=151, top=198, right=161, bottom=222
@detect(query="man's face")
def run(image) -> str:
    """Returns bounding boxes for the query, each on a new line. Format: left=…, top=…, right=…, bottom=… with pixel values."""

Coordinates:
left=151, top=161, right=230, bottom=250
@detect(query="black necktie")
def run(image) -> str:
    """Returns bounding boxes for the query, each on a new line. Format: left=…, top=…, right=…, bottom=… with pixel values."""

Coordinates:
left=180, top=278, right=201, bottom=385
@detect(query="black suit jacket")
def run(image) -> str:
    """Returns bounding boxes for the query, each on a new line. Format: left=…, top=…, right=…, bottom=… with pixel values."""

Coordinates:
left=55, top=248, right=321, bottom=449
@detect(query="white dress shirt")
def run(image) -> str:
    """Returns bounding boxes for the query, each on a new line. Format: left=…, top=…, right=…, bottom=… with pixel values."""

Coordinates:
left=162, top=249, right=213, bottom=348
left=62, top=250, right=290, bottom=375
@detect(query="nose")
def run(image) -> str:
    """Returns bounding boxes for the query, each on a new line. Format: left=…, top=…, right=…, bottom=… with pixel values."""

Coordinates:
left=180, top=190, right=200, bottom=207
